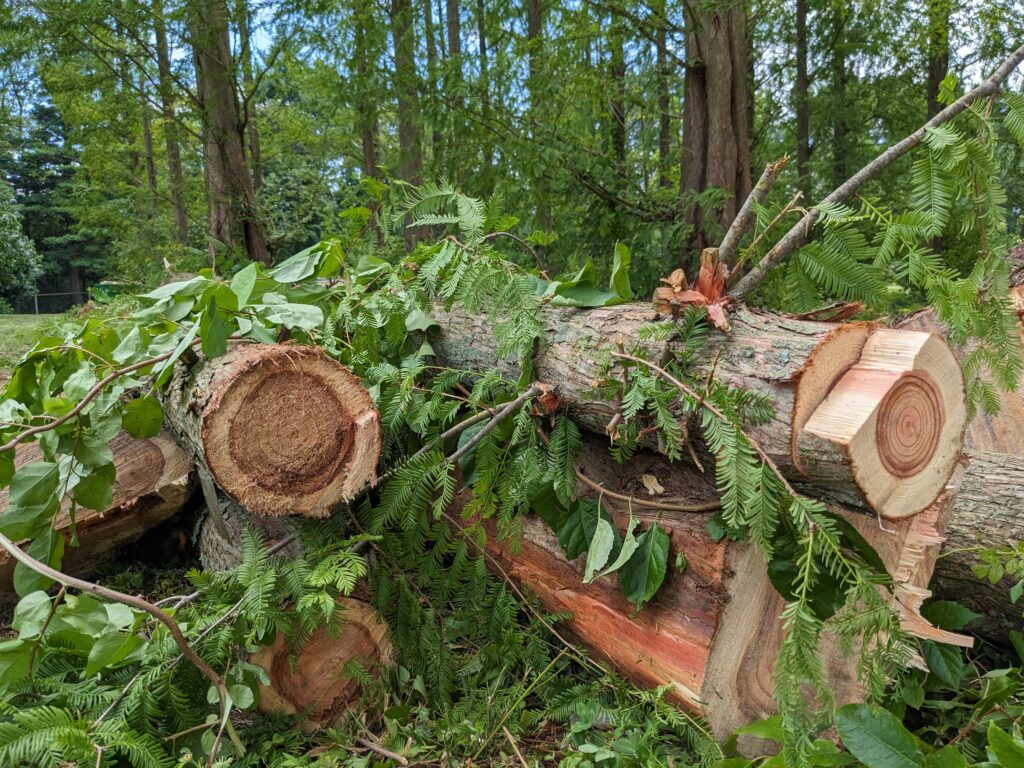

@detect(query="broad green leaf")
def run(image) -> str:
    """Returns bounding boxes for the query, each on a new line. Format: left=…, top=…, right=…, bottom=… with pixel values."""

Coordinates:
left=112, top=326, right=145, bottom=364
left=923, top=745, right=966, bottom=768
left=618, top=524, right=669, bottom=608
left=583, top=516, right=617, bottom=583
left=921, top=641, right=963, bottom=688
left=257, top=302, right=324, bottom=330
left=142, top=274, right=208, bottom=300
left=84, top=630, right=142, bottom=677
left=836, top=703, right=923, bottom=768
left=269, top=245, right=321, bottom=282
left=154, top=320, right=199, bottom=384
left=74, top=434, right=114, bottom=468
left=72, top=472, right=113, bottom=511
left=590, top=515, right=641, bottom=582
left=987, top=722, right=1024, bottom=766
left=609, top=242, right=632, bottom=300
left=105, top=602, right=136, bottom=630
left=12, top=591, right=53, bottom=638
left=231, top=262, right=258, bottom=307
left=557, top=499, right=612, bottom=561
left=0, top=451, right=14, bottom=487
left=200, top=304, right=231, bottom=358
left=2, top=462, right=59, bottom=539
left=122, top=396, right=164, bottom=438
left=734, top=715, right=783, bottom=743
left=920, top=600, right=980, bottom=631
left=63, top=365, right=97, bottom=401
left=406, top=308, right=437, bottom=332
left=15, top=526, right=64, bottom=596
left=0, top=638, right=30, bottom=684
left=54, top=594, right=111, bottom=637
left=229, top=683, right=255, bottom=709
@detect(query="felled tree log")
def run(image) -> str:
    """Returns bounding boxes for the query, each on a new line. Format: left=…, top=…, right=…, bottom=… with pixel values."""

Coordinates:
left=0, top=431, right=192, bottom=598
left=432, top=303, right=966, bottom=519
left=467, top=435, right=966, bottom=743
left=250, top=597, right=392, bottom=732
left=163, top=343, right=381, bottom=518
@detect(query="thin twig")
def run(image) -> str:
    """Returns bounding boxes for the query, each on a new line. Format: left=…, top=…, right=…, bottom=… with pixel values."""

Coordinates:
left=354, top=737, right=409, bottom=765
left=740, top=191, right=804, bottom=266
left=730, top=41, right=1024, bottom=300
left=448, top=385, right=543, bottom=465
left=718, top=156, right=790, bottom=270
left=503, top=725, right=530, bottom=768
left=573, top=466, right=720, bottom=512
left=27, top=586, right=65, bottom=676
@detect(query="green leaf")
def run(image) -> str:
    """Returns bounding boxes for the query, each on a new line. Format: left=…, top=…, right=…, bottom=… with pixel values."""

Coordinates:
left=0, top=451, right=13, bottom=487
left=987, top=722, right=1024, bottom=766
left=920, top=600, right=980, bottom=631
left=122, top=396, right=164, bottom=438
left=921, top=641, right=963, bottom=688
left=591, top=516, right=641, bottom=581
left=406, top=308, right=437, bottom=332
left=269, top=245, right=321, bottom=282
left=557, top=498, right=609, bottom=561
left=1, top=462, right=59, bottom=538
left=836, top=703, right=924, bottom=768
left=229, top=683, right=255, bottom=709
left=0, top=638, right=30, bottom=684
left=63, top=365, right=97, bottom=401
left=84, top=630, right=142, bottom=677
left=257, top=302, right=324, bottom=329
left=582, top=516, right=618, bottom=583
left=734, top=715, right=783, bottom=743
left=12, top=591, right=53, bottom=638
left=15, top=526, right=64, bottom=596
left=618, top=524, right=669, bottom=609
left=154, top=320, right=199, bottom=384
left=72, top=473, right=113, bottom=511
left=200, top=304, right=231, bottom=358
left=609, top=242, right=632, bottom=300
left=231, top=262, right=258, bottom=307
left=923, top=745, right=966, bottom=768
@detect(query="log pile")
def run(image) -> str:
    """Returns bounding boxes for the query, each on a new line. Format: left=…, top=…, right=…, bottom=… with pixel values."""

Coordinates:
left=24, top=296, right=1024, bottom=735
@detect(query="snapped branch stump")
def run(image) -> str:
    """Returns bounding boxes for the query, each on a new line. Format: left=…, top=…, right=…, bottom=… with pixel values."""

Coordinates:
left=163, top=343, right=381, bottom=518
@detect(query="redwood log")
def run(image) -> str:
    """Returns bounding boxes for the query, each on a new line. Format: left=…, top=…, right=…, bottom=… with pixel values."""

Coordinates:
left=0, top=431, right=192, bottom=598
left=249, top=597, right=392, bottom=732
left=470, top=435, right=965, bottom=742
left=432, top=303, right=966, bottom=519
left=163, top=343, right=381, bottom=518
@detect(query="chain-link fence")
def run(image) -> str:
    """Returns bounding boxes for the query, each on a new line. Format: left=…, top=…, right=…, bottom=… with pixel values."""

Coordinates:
left=10, top=292, right=87, bottom=315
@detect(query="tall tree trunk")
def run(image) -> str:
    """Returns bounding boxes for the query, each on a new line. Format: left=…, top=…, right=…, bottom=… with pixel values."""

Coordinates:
left=390, top=0, right=424, bottom=186
left=353, top=3, right=379, bottom=180
left=609, top=15, right=627, bottom=175
left=830, top=6, right=849, bottom=189
left=525, top=0, right=551, bottom=229
left=423, top=0, right=444, bottom=163
left=154, top=0, right=189, bottom=244
left=476, top=0, right=493, bottom=192
left=138, top=71, right=159, bottom=212
left=236, top=0, right=262, bottom=190
left=189, top=0, right=270, bottom=264
left=795, top=0, right=810, bottom=196
left=655, top=0, right=671, bottom=187
left=926, top=0, right=951, bottom=117
left=681, top=2, right=752, bottom=255
left=446, top=0, right=462, bottom=102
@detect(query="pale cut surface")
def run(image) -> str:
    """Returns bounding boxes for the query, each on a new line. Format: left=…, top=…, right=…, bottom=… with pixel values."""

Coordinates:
left=798, top=330, right=966, bottom=519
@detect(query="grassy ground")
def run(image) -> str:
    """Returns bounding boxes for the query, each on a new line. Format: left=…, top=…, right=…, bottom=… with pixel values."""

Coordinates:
left=0, top=313, right=58, bottom=372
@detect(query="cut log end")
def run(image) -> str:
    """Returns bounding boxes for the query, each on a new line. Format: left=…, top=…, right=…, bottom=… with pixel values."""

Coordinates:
left=797, top=330, right=966, bottom=519
left=199, top=345, right=381, bottom=518
left=250, top=598, right=393, bottom=732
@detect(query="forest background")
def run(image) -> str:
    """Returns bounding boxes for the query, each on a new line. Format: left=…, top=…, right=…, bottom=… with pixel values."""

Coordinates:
left=2, top=0, right=1023, bottom=312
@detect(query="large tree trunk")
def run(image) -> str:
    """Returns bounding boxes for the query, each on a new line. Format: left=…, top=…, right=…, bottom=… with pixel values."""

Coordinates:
left=681, top=2, right=752, bottom=254
left=466, top=434, right=962, bottom=745
left=655, top=0, right=671, bottom=188
left=830, top=5, right=849, bottom=189
left=926, top=0, right=951, bottom=118
left=0, top=432, right=192, bottom=598
left=352, top=0, right=380, bottom=181
left=525, top=0, right=551, bottom=230
left=189, top=0, right=269, bottom=264
left=431, top=303, right=966, bottom=519
left=235, top=0, right=263, bottom=190
left=390, top=0, right=424, bottom=186
left=794, top=0, right=810, bottom=196
left=162, top=344, right=381, bottom=518
left=154, top=0, right=189, bottom=244
left=476, top=0, right=493, bottom=192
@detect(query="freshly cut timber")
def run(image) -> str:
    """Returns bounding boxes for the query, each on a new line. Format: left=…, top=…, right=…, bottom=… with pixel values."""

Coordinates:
left=163, top=343, right=381, bottom=518
left=432, top=303, right=966, bottom=519
left=250, top=597, right=393, bottom=732
left=0, top=431, right=192, bottom=598
left=466, top=436, right=966, bottom=742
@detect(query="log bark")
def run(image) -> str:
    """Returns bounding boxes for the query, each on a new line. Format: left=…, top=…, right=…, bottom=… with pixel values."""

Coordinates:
left=0, top=431, right=192, bottom=598
left=432, top=303, right=966, bottom=519
left=163, top=343, right=381, bottom=518
left=470, top=435, right=963, bottom=744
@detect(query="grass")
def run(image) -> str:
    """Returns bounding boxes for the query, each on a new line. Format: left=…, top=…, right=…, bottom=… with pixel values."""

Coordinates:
left=0, top=314, right=59, bottom=373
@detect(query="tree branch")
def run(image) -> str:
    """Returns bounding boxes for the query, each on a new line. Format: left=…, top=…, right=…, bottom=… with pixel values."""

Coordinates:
left=730, top=41, right=1024, bottom=300
left=718, top=156, right=789, bottom=270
